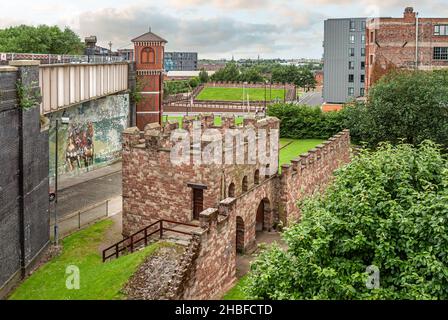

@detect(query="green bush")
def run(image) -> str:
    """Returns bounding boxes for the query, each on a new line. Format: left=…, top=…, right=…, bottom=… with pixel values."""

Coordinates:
left=267, top=103, right=345, bottom=139
left=164, top=80, right=191, bottom=96
left=188, top=77, right=200, bottom=89
left=246, top=141, right=448, bottom=300
left=342, top=70, right=448, bottom=148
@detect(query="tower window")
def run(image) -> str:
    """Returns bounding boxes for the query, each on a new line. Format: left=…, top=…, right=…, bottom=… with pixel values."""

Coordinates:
left=141, top=47, right=155, bottom=64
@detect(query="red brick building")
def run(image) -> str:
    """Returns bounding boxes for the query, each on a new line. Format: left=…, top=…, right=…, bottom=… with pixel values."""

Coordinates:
left=366, top=7, right=448, bottom=90
left=132, top=30, right=167, bottom=129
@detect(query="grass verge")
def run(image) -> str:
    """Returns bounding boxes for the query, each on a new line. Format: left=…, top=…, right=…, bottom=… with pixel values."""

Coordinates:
left=9, top=219, right=169, bottom=300
left=222, top=275, right=251, bottom=300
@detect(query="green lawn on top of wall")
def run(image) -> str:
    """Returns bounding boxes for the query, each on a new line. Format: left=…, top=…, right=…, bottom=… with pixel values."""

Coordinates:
left=279, top=138, right=325, bottom=167
left=9, top=219, right=174, bottom=300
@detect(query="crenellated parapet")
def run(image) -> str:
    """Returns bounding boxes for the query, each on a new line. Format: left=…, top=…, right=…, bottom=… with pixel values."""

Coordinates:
left=122, top=113, right=280, bottom=154
left=279, top=129, right=351, bottom=224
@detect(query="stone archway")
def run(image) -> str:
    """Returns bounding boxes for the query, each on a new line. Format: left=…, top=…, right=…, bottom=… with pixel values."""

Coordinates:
left=236, top=216, right=245, bottom=254
left=228, top=183, right=235, bottom=197
left=256, top=198, right=271, bottom=233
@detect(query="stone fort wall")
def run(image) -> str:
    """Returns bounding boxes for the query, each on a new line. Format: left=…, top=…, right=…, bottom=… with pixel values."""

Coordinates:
left=121, top=114, right=351, bottom=299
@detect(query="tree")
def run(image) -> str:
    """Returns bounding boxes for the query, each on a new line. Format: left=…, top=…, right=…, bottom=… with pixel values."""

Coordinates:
left=0, top=25, right=84, bottom=54
left=246, top=141, right=448, bottom=300
left=238, top=67, right=265, bottom=83
left=342, top=70, right=448, bottom=148
left=210, top=61, right=240, bottom=82
left=267, top=103, right=344, bottom=139
left=198, top=69, right=209, bottom=83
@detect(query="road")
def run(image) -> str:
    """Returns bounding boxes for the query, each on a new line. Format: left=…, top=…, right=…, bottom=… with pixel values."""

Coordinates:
left=55, top=170, right=122, bottom=218
left=298, top=91, right=324, bottom=106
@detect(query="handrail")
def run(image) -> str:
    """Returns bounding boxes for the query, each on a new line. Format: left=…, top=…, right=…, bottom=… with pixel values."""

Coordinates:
left=102, top=219, right=199, bottom=262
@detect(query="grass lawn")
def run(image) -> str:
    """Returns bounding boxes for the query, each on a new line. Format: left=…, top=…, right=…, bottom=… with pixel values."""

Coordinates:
left=222, top=275, right=251, bottom=300
left=164, top=115, right=244, bottom=127
left=9, top=219, right=170, bottom=300
left=196, top=87, right=286, bottom=102
left=279, top=138, right=325, bottom=168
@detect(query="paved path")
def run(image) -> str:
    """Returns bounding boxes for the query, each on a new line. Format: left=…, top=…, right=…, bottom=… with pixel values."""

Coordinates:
left=236, top=231, right=287, bottom=278
left=298, top=91, right=324, bottom=106
left=55, top=164, right=122, bottom=219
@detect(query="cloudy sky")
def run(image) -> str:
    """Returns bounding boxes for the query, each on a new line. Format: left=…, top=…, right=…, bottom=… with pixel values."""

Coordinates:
left=1, top=0, right=447, bottom=59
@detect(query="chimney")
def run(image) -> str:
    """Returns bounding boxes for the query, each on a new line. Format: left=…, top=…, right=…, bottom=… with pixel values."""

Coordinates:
left=404, top=7, right=416, bottom=21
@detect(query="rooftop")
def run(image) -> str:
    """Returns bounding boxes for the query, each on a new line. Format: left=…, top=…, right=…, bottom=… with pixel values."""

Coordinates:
left=132, top=30, right=167, bottom=43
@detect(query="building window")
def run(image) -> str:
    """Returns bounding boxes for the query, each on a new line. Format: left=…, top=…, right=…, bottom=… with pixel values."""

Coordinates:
left=360, top=88, right=365, bottom=97
left=361, top=35, right=366, bottom=44
left=361, top=48, right=366, bottom=56
left=350, top=20, right=356, bottom=31
left=141, top=47, right=155, bottom=64
left=349, top=48, right=355, bottom=57
left=434, top=47, right=448, bottom=60
left=361, top=21, right=366, bottom=31
left=370, top=31, right=375, bottom=43
left=434, top=25, right=448, bottom=36
left=349, top=35, right=355, bottom=44
left=348, top=87, right=355, bottom=96
left=349, top=61, right=355, bottom=70
left=361, top=75, right=365, bottom=83
left=370, top=55, right=374, bottom=65
left=348, top=74, right=354, bottom=83
left=361, top=61, right=366, bottom=70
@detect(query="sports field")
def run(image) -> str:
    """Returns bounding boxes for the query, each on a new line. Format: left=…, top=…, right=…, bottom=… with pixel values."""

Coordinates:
left=196, top=87, right=286, bottom=102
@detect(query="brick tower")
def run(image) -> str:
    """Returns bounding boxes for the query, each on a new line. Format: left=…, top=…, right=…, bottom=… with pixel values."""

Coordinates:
left=132, top=29, right=167, bottom=129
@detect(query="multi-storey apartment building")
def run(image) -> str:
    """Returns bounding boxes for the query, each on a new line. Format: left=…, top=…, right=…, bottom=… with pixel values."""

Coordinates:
left=164, top=52, right=198, bottom=71
left=365, top=7, right=448, bottom=90
left=323, top=18, right=367, bottom=104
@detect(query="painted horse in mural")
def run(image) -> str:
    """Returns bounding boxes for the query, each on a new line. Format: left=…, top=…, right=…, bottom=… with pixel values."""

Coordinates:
left=65, top=136, right=80, bottom=171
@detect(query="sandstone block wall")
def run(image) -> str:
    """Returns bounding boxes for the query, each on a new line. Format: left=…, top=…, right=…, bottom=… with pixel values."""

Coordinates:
left=279, top=129, right=351, bottom=224
left=122, top=114, right=280, bottom=236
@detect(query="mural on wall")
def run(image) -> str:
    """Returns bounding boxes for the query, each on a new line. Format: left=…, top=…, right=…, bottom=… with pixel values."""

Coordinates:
left=48, top=93, right=129, bottom=177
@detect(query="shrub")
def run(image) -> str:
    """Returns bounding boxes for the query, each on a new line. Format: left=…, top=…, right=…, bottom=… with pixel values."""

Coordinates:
left=246, top=141, right=448, bottom=300
left=267, top=103, right=345, bottom=139
left=343, top=70, right=448, bottom=148
left=164, top=80, right=191, bottom=96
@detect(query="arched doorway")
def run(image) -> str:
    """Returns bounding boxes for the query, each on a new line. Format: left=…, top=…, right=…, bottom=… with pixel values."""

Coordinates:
left=242, top=176, right=248, bottom=192
left=228, top=183, right=235, bottom=197
left=236, top=216, right=245, bottom=254
left=256, top=198, right=271, bottom=233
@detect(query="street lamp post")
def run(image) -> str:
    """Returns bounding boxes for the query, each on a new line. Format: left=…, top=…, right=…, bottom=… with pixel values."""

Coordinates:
left=284, top=83, right=286, bottom=103
left=53, top=117, right=70, bottom=246
left=264, top=80, right=267, bottom=116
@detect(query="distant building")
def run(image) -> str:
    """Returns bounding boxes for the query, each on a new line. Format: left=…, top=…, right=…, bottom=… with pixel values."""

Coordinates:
left=164, top=52, right=198, bottom=71
left=84, top=36, right=114, bottom=56
left=197, top=61, right=226, bottom=72
left=366, top=7, right=448, bottom=91
left=165, top=70, right=215, bottom=81
left=323, top=18, right=367, bottom=104
left=118, top=49, right=134, bottom=61
left=314, top=70, right=324, bottom=87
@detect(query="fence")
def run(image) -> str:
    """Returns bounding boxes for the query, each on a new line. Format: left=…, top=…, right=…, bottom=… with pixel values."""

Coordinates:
left=102, top=219, right=198, bottom=262
left=50, top=196, right=122, bottom=239
left=0, top=52, right=125, bottom=65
